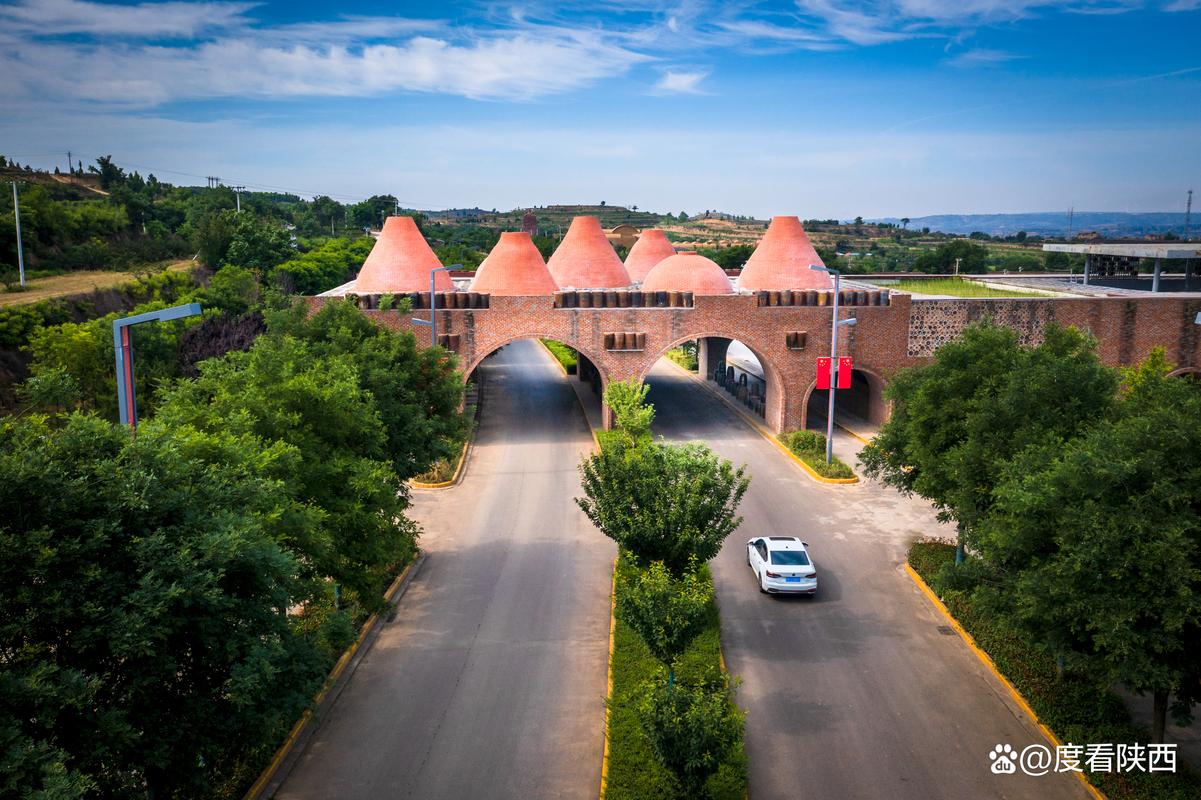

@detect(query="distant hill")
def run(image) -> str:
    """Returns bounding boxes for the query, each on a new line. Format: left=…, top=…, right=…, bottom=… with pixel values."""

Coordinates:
left=874, top=212, right=1192, bottom=238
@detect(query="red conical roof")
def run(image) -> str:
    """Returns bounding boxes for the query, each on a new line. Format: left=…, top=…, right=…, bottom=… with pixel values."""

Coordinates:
left=546, top=216, right=631, bottom=289
left=470, top=232, right=558, bottom=295
left=355, top=216, right=454, bottom=294
left=738, top=216, right=832, bottom=291
left=641, top=253, right=734, bottom=295
left=624, top=229, right=677, bottom=282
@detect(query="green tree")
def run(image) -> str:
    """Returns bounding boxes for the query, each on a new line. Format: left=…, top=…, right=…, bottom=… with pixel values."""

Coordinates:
left=266, top=298, right=467, bottom=479
left=984, top=351, right=1201, bottom=741
left=617, top=560, right=712, bottom=685
left=270, top=236, right=374, bottom=295
left=913, top=239, right=988, bottom=274
left=193, top=264, right=260, bottom=316
left=604, top=378, right=654, bottom=440
left=0, top=414, right=330, bottom=799
left=577, top=437, right=749, bottom=575
left=193, top=210, right=237, bottom=269
left=860, top=322, right=1117, bottom=562
left=639, top=668, right=744, bottom=798
left=697, top=244, right=754, bottom=271
left=155, top=334, right=418, bottom=606
left=224, top=214, right=294, bottom=271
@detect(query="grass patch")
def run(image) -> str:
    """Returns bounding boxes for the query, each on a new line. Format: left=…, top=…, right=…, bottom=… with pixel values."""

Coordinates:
left=606, top=554, right=747, bottom=800
left=412, top=453, right=458, bottom=484
left=777, top=430, right=856, bottom=480
left=0, top=260, right=191, bottom=307
left=665, top=347, right=698, bottom=372
left=908, top=540, right=1201, bottom=800
left=875, top=277, right=1049, bottom=298
left=542, top=339, right=578, bottom=374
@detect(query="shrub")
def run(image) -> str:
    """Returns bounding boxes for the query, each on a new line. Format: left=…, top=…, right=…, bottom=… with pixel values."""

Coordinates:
left=606, top=555, right=746, bottom=800
left=777, top=430, right=856, bottom=479
left=638, top=668, right=745, bottom=798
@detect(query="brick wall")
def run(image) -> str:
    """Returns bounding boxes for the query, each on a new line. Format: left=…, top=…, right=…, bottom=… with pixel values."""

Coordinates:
left=309, top=290, right=1201, bottom=433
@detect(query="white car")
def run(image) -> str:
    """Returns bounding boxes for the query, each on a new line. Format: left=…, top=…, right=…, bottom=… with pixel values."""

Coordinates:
left=746, top=536, right=817, bottom=595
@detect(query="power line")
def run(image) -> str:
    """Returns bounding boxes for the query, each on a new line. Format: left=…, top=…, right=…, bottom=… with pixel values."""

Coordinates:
left=9, top=150, right=459, bottom=212
left=111, top=158, right=452, bottom=209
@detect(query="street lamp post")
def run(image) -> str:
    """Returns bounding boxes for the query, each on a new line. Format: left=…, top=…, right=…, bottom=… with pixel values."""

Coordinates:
left=412, top=265, right=458, bottom=347
left=12, top=181, right=26, bottom=288
left=112, top=302, right=202, bottom=430
left=810, top=265, right=857, bottom=465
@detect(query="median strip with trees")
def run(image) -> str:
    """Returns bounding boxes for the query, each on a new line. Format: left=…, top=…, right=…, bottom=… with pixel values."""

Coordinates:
left=578, top=380, right=749, bottom=799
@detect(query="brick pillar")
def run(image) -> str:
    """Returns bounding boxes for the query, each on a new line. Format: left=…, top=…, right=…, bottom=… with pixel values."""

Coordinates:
left=700, top=337, right=731, bottom=382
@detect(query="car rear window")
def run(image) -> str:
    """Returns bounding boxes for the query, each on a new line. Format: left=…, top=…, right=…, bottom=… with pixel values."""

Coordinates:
left=770, top=550, right=810, bottom=566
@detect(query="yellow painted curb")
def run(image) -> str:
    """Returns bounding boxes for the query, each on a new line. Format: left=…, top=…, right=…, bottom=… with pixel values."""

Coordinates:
left=537, top=338, right=572, bottom=378
left=599, top=556, right=618, bottom=799
left=903, top=564, right=1107, bottom=800
left=243, top=557, right=420, bottom=800
left=661, top=358, right=859, bottom=485
left=410, top=438, right=470, bottom=490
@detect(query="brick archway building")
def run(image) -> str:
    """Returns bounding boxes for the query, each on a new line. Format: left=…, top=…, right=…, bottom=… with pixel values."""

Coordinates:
left=312, top=215, right=1201, bottom=432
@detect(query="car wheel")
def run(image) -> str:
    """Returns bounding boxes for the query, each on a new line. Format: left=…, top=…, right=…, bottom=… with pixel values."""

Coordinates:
left=758, top=572, right=768, bottom=594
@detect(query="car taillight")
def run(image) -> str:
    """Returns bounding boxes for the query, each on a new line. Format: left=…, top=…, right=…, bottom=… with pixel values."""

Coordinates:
left=808, top=572, right=817, bottom=579
left=765, top=570, right=781, bottom=578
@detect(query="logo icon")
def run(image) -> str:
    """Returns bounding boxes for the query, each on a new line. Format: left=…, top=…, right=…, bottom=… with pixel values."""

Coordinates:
left=990, top=744, right=1017, bottom=774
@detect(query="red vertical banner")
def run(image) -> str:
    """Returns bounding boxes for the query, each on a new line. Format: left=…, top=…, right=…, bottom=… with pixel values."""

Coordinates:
left=816, top=357, right=831, bottom=390
left=837, top=357, right=853, bottom=389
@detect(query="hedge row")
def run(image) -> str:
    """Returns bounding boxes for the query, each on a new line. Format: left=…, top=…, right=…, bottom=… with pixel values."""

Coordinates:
left=909, top=540, right=1201, bottom=800
left=605, top=555, right=747, bottom=800
left=777, top=429, right=856, bottom=479
left=541, top=339, right=578, bottom=374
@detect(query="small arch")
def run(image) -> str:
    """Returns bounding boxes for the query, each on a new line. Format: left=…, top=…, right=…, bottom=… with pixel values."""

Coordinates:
left=1167, top=366, right=1201, bottom=380
left=801, top=365, right=890, bottom=430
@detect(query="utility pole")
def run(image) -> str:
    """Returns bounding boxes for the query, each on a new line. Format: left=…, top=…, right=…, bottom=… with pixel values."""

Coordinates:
left=810, top=264, right=857, bottom=465
left=11, top=181, right=26, bottom=288
left=233, top=186, right=245, bottom=213
left=1067, top=206, right=1074, bottom=240
left=1185, top=189, right=1193, bottom=241
left=954, top=257, right=961, bottom=276
left=66, top=150, right=72, bottom=175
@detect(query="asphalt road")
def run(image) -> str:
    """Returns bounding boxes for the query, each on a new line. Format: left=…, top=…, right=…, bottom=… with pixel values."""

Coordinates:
left=645, top=361, right=1090, bottom=800
left=275, top=339, right=614, bottom=800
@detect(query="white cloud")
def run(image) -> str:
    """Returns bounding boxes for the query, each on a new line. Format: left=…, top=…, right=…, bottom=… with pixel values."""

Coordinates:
left=790, top=0, right=1146, bottom=46
left=1162, top=0, right=1201, bottom=10
left=654, top=69, right=708, bottom=93
left=0, top=15, right=651, bottom=105
left=944, top=48, right=1022, bottom=67
left=0, top=0, right=255, bottom=38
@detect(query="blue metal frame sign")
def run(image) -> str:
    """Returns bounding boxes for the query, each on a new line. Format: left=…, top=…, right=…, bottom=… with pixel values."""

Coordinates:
left=112, top=302, right=202, bottom=428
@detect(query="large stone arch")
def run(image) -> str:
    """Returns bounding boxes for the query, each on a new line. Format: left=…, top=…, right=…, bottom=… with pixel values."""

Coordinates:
left=635, top=330, right=791, bottom=432
left=462, top=332, right=610, bottom=390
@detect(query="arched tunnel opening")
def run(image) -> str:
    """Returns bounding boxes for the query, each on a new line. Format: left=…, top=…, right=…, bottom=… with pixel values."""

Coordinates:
left=804, top=369, right=887, bottom=430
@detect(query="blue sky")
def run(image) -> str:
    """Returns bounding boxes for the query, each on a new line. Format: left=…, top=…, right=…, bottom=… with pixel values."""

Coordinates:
left=1, top=0, right=1198, bottom=217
